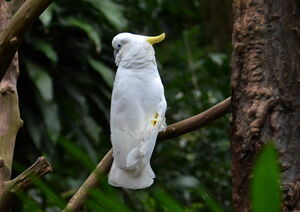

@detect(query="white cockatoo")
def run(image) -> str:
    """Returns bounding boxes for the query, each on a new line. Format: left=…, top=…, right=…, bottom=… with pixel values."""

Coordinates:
left=108, top=32, right=167, bottom=189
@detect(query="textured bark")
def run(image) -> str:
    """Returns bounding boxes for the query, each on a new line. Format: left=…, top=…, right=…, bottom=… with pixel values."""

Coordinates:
left=0, top=1, right=24, bottom=210
left=0, top=156, right=52, bottom=211
left=231, top=0, right=300, bottom=211
left=0, top=0, right=24, bottom=189
left=0, top=0, right=54, bottom=210
left=0, top=0, right=55, bottom=81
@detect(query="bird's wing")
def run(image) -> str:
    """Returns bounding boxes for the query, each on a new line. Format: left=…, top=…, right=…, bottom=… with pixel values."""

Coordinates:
left=110, top=71, right=147, bottom=171
left=125, top=98, right=166, bottom=175
left=126, top=77, right=167, bottom=171
left=110, top=93, right=144, bottom=171
left=136, top=97, right=166, bottom=165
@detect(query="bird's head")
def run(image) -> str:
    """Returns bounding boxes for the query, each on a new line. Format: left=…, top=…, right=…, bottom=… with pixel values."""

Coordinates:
left=112, top=33, right=165, bottom=67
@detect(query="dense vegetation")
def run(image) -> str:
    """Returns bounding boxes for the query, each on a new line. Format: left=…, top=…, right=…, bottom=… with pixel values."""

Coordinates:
left=14, top=0, right=232, bottom=211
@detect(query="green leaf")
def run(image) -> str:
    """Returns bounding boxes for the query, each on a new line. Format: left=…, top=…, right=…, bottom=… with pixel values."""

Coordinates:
left=34, top=180, right=66, bottom=209
left=251, top=143, right=281, bottom=212
left=34, top=40, right=58, bottom=64
left=67, top=120, right=98, bottom=161
left=39, top=4, right=54, bottom=27
left=38, top=100, right=61, bottom=141
left=26, top=61, right=53, bottom=102
left=154, top=188, right=184, bottom=212
left=17, top=191, right=43, bottom=212
left=64, top=17, right=101, bottom=52
left=209, top=53, right=226, bottom=66
left=173, top=175, right=199, bottom=188
left=83, top=116, right=101, bottom=142
left=86, top=0, right=127, bottom=30
left=89, top=188, right=133, bottom=212
left=88, top=57, right=114, bottom=87
left=57, top=138, right=96, bottom=171
left=196, top=188, right=225, bottom=212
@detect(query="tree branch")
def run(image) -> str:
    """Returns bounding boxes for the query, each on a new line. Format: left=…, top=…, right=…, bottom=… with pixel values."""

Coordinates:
left=0, top=0, right=55, bottom=81
left=9, top=156, right=53, bottom=192
left=0, top=0, right=54, bottom=210
left=158, top=97, right=231, bottom=140
left=0, top=0, right=54, bottom=209
left=64, top=97, right=231, bottom=211
left=0, top=0, right=24, bottom=187
left=0, top=156, right=53, bottom=211
left=63, top=150, right=113, bottom=212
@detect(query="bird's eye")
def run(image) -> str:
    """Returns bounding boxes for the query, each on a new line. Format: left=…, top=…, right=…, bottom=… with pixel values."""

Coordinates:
left=117, top=44, right=122, bottom=49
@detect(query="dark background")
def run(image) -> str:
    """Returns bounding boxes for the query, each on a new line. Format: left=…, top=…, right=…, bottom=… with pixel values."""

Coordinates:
left=13, top=0, right=232, bottom=211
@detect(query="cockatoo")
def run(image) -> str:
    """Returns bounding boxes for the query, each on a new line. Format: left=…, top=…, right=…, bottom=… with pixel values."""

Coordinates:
left=108, top=33, right=167, bottom=189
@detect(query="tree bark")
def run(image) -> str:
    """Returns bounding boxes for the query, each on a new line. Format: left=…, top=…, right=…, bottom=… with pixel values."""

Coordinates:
left=0, top=0, right=24, bottom=189
left=0, top=0, right=54, bottom=210
left=0, top=1, right=24, bottom=210
left=0, top=0, right=55, bottom=81
left=231, top=0, right=300, bottom=211
left=0, top=156, right=53, bottom=211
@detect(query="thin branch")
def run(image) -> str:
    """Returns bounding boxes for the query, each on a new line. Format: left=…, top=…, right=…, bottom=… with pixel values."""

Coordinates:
left=158, top=97, right=231, bottom=140
left=0, top=156, right=53, bottom=210
left=0, top=0, right=55, bottom=81
left=9, top=156, right=53, bottom=192
left=64, top=97, right=231, bottom=211
left=63, top=150, right=113, bottom=212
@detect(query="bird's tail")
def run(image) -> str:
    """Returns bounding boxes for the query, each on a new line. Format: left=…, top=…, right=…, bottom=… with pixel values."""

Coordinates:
left=108, top=119, right=161, bottom=189
left=108, top=161, right=155, bottom=189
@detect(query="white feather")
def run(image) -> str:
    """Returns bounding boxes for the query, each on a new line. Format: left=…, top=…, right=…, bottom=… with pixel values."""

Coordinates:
left=108, top=33, right=167, bottom=189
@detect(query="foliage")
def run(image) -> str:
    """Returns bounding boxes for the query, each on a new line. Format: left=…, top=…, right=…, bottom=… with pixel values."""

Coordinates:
left=251, top=143, right=281, bottom=212
left=13, top=0, right=232, bottom=211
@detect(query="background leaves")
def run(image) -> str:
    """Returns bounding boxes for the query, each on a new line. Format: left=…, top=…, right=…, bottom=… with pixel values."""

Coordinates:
left=14, top=0, right=232, bottom=211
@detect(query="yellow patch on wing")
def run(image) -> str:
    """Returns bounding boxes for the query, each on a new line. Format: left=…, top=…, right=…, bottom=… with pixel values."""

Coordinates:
left=150, top=112, right=159, bottom=126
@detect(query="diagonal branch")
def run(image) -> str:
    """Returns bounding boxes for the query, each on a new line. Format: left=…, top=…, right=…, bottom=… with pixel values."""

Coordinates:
left=63, top=150, right=113, bottom=212
left=0, top=0, right=55, bottom=81
left=8, top=156, right=53, bottom=193
left=63, top=97, right=231, bottom=211
left=158, top=97, right=231, bottom=140
left=0, top=156, right=53, bottom=211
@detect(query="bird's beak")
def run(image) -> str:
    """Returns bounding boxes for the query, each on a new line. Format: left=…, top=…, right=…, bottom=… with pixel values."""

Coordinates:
left=114, top=49, right=119, bottom=58
left=147, top=33, right=165, bottom=45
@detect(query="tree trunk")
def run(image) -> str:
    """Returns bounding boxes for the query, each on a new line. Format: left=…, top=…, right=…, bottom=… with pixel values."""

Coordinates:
left=0, top=0, right=24, bottom=210
left=231, top=0, right=300, bottom=211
